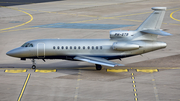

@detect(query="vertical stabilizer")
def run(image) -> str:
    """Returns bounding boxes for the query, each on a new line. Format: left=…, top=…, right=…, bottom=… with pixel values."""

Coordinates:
left=136, top=7, right=166, bottom=31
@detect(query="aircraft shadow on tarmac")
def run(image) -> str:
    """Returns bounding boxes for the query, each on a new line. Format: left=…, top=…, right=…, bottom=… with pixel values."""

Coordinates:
left=0, top=0, right=64, bottom=6
left=0, top=61, right=95, bottom=70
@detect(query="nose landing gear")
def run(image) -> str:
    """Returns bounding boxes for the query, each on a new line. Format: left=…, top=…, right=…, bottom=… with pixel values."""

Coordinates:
left=32, top=59, right=36, bottom=69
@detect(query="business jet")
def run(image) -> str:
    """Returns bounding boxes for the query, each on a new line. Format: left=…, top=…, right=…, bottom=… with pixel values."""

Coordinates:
left=6, top=7, right=171, bottom=70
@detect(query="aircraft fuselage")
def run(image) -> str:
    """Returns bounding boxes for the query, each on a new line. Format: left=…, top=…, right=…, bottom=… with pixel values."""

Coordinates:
left=7, top=39, right=167, bottom=60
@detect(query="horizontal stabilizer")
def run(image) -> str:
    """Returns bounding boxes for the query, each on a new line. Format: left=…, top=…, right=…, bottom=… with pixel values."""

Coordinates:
left=74, top=56, right=124, bottom=67
left=141, top=29, right=172, bottom=36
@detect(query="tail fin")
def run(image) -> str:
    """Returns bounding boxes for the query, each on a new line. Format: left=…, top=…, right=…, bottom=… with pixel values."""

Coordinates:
left=136, top=7, right=166, bottom=31
left=133, top=7, right=171, bottom=41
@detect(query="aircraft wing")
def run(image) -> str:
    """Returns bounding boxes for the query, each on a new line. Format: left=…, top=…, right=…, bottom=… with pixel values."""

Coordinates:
left=74, top=56, right=124, bottom=67
left=141, top=29, right=172, bottom=36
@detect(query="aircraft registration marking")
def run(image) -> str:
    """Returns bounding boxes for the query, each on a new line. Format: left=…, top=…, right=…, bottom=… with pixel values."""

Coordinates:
left=114, top=33, right=129, bottom=37
left=4, top=69, right=27, bottom=73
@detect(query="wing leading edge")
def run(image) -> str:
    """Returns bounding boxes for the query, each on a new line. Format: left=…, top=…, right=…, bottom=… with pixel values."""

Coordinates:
left=74, top=56, right=124, bottom=67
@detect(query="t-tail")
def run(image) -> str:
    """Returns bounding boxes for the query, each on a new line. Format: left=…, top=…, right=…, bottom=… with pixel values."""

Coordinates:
left=110, top=7, right=171, bottom=41
left=137, top=7, right=167, bottom=30
left=134, top=7, right=172, bottom=41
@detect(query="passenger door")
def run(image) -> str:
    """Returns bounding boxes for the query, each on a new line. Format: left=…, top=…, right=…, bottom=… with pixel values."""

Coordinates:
left=37, top=43, right=45, bottom=58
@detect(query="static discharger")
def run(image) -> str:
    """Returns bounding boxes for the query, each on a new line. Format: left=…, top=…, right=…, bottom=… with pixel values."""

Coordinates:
left=4, top=69, right=27, bottom=73
left=106, top=69, right=128, bottom=73
left=136, top=69, right=159, bottom=73
left=35, top=69, right=56, bottom=73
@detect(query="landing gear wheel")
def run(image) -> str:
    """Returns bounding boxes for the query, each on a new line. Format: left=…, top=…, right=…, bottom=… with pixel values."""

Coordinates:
left=95, top=64, right=102, bottom=70
left=31, top=59, right=36, bottom=69
left=32, top=65, right=36, bottom=69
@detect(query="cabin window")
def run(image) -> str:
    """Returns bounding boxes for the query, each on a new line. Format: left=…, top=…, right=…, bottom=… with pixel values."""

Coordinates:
left=78, top=46, right=81, bottom=49
left=83, top=46, right=85, bottom=49
left=66, top=46, right=68, bottom=49
left=100, top=46, right=102, bottom=49
left=88, top=46, right=90, bottom=49
left=61, top=46, right=64, bottom=49
left=70, top=46, right=72, bottom=49
left=57, top=46, right=59, bottom=49
left=74, top=46, right=76, bottom=49
left=92, top=46, right=94, bottom=49
left=96, top=46, right=98, bottom=49
left=53, top=46, right=55, bottom=49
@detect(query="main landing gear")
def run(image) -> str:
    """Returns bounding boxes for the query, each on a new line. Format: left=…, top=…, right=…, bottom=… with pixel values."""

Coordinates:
left=32, top=59, right=36, bottom=69
left=95, top=64, right=102, bottom=70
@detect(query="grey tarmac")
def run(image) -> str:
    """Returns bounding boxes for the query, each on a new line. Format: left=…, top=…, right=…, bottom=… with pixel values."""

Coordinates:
left=0, top=0, right=180, bottom=101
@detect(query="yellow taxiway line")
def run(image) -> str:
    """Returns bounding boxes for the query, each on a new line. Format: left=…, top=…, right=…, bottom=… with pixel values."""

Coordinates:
left=136, top=69, right=159, bottom=73
left=170, top=9, right=180, bottom=22
left=35, top=69, right=56, bottom=73
left=0, top=6, right=33, bottom=31
left=106, top=69, right=162, bottom=73
left=17, top=73, right=31, bottom=101
left=107, top=69, right=128, bottom=73
left=131, top=72, right=138, bottom=100
left=0, top=7, right=180, bottom=34
left=4, top=69, right=27, bottom=73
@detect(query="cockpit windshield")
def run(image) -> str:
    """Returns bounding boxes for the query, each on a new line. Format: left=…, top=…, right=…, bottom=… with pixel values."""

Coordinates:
left=21, top=43, right=33, bottom=47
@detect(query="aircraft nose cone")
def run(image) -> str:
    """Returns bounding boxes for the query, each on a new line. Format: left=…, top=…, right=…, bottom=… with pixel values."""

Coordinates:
left=6, top=50, right=16, bottom=57
left=6, top=48, right=22, bottom=57
left=6, top=51, right=11, bottom=56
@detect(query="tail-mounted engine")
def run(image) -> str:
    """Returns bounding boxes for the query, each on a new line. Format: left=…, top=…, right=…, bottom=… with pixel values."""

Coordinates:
left=112, top=42, right=140, bottom=51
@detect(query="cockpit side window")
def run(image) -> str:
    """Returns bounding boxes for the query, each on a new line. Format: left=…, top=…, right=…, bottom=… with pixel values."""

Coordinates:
left=21, top=43, right=28, bottom=47
left=21, top=43, right=33, bottom=47
left=29, top=44, right=33, bottom=47
left=25, top=43, right=29, bottom=47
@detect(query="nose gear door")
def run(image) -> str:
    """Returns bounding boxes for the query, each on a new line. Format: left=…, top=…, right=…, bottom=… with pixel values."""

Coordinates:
left=37, top=43, right=45, bottom=58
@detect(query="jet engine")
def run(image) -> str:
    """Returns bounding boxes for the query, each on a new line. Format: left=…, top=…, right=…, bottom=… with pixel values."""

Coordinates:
left=112, top=42, right=139, bottom=51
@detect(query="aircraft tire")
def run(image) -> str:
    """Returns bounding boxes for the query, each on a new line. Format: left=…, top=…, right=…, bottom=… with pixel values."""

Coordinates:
left=32, top=65, right=36, bottom=69
left=95, top=64, right=102, bottom=70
